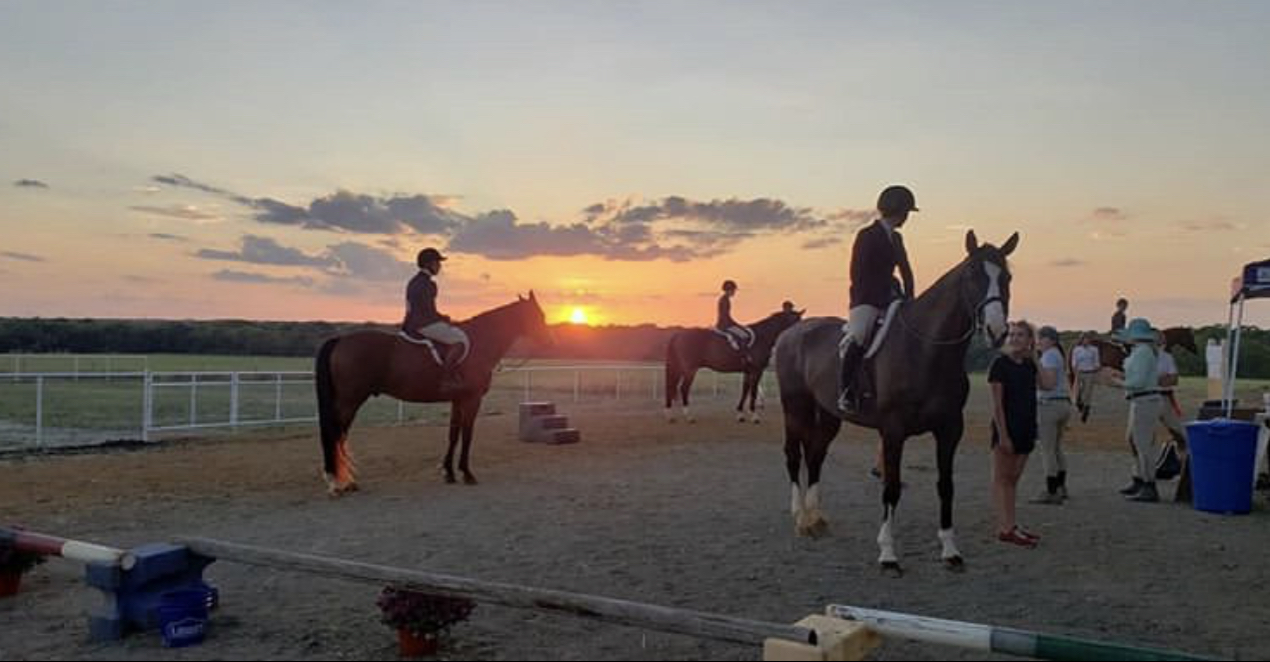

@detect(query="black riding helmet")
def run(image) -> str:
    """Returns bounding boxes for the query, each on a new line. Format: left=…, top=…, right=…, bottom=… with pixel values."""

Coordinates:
left=417, top=247, right=447, bottom=269
left=722, top=280, right=738, bottom=293
left=877, top=185, right=919, bottom=216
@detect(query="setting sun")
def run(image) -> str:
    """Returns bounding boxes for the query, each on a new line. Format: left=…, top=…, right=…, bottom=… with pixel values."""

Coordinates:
left=569, top=307, right=588, bottom=325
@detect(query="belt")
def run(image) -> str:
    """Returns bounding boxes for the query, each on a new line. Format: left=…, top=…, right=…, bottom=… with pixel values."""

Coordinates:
left=1039, top=397, right=1071, bottom=404
left=1126, top=390, right=1165, bottom=400
left=1077, top=369, right=1101, bottom=374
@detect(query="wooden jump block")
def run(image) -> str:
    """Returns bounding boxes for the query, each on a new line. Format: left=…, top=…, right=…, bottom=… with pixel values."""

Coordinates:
left=545, top=428, right=581, bottom=445
left=763, top=615, right=878, bottom=661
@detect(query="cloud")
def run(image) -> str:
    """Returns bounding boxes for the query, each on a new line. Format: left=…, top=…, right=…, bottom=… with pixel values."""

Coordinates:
left=123, top=274, right=161, bottom=284
left=1050, top=258, right=1086, bottom=267
left=802, top=236, right=844, bottom=250
left=325, top=242, right=414, bottom=281
left=13, top=179, right=49, bottom=189
left=130, top=204, right=221, bottom=222
left=196, top=235, right=336, bottom=268
left=210, top=269, right=315, bottom=287
left=1179, top=219, right=1242, bottom=232
left=148, top=233, right=189, bottom=242
left=0, top=251, right=45, bottom=262
left=1091, top=206, right=1128, bottom=221
left=155, top=173, right=871, bottom=262
left=152, top=174, right=459, bottom=235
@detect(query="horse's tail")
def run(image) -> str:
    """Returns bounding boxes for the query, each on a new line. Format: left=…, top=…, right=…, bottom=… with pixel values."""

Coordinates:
left=664, top=335, right=680, bottom=408
left=315, top=337, right=341, bottom=476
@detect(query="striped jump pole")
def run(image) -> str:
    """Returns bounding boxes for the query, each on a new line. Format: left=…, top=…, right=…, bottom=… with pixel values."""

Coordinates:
left=827, top=604, right=1222, bottom=661
left=0, top=525, right=134, bottom=570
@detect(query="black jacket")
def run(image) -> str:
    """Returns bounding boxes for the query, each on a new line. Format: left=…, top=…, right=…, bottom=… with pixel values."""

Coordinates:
left=849, top=220, right=915, bottom=308
left=402, top=271, right=447, bottom=330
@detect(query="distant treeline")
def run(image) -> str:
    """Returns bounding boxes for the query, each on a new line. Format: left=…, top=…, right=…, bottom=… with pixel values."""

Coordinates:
left=1, top=318, right=1267, bottom=378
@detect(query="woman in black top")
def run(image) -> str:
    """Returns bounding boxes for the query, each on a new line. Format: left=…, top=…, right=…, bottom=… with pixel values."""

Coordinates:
left=989, top=321, right=1040, bottom=547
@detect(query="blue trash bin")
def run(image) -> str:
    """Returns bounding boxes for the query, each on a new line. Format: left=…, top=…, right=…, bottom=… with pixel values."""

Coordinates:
left=157, top=587, right=212, bottom=647
left=1186, top=419, right=1259, bottom=514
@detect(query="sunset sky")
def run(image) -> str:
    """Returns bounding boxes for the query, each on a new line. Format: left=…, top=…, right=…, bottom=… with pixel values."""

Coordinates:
left=2, top=1, right=1268, bottom=329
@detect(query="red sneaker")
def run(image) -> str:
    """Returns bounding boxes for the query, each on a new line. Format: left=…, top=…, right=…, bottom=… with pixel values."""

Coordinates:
left=998, top=528, right=1038, bottom=548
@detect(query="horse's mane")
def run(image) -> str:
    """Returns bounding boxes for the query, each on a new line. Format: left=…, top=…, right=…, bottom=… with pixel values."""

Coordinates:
left=457, top=298, right=532, bottom=329
left=915, top=246, right=1011, bottom=303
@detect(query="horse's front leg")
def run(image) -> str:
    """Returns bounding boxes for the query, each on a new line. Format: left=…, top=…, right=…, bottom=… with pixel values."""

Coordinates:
left=458, top=397, right=481, bottom=485
left=749, top=370, right=763, bottom=424
left=877, top=429, right=905, bottom=576
left=934, top=418, right=965, bottom=572
left=442, top=400, right=462, bottom=484
left=736, top=371, right=751, bottom=422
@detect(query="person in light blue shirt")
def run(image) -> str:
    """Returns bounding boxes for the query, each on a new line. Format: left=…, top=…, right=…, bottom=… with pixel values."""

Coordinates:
left=1110, top=318, right=1163, bottom=502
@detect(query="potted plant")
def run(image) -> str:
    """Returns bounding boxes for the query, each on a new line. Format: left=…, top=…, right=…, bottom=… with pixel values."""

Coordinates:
left=377, top=586, right=474, bottom=657
left=0, top=543, right=46, bottom=597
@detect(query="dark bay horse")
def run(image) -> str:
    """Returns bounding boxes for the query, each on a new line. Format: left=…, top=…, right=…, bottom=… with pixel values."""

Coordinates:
left=315, top=293, right=552, bottom=495
left=775, top=230, right=1017, bottom=574
left=1090, top=326, right=1197, bottom=370
left=664, top=308, right=804, bottom=423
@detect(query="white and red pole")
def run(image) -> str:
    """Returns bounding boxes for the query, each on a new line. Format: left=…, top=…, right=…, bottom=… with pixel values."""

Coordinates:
left=0, top=526, right=134, bottom=570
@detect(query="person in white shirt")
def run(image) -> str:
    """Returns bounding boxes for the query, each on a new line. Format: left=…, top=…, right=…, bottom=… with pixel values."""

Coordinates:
left=1069, top=332, right=1101, bottom=423
left=1032, top=326, right=1072, bottom=504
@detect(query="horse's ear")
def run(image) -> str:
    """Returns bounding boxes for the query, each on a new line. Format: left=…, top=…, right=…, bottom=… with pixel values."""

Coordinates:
left=796, top=308, right=806, bottom=317
left=1000, top=232, right=1019, bottom=257
left=517, top=293, right=525, bottom=302
left=528, top=289, right=536, bottom=302
left=965, top=230, right=979, bottom=254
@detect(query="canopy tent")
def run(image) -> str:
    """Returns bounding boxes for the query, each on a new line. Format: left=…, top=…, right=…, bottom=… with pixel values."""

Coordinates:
left=1223, top=258, right=1270, bottom=415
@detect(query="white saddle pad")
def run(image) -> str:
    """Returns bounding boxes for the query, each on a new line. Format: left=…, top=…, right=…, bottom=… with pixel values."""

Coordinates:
left=839, top=299, right=902, bottom=360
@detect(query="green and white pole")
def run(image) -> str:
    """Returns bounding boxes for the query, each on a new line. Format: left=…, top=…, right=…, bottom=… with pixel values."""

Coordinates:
left=827, top=605, right=1222, bottom=661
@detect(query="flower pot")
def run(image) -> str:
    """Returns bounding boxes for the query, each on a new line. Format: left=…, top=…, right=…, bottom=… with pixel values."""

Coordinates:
left=397, top=629, right=439, bottom=657
left=0, top=570, right=21, bottom=597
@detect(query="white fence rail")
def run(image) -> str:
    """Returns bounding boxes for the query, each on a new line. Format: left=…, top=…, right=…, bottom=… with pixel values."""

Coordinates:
left=0, top=364, right=768, bottom=451
left=2, top=354, right=149, bottom=380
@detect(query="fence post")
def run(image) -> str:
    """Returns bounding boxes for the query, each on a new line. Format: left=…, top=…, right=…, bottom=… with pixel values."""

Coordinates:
left=573, top=370, right=580, bottom=403
left=230, top=373, right=240, bottom=429
left=275, top=373, right=283, bottom=422
left=142, top=372, right=152, bottom=442
left=35, top=375, right=43, bottom=448
left=190, top=374, right=198, bottom=427
left=74, top=357, right=80, bottom=382
left=523, top=370, right=530, bottom=402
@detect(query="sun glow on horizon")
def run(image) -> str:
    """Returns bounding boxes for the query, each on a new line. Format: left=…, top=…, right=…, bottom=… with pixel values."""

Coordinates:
left=569, top=307, right=589, bottom=325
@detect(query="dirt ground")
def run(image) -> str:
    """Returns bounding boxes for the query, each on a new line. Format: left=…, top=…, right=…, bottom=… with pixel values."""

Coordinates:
left=1, top=391, right=1267, bottom=661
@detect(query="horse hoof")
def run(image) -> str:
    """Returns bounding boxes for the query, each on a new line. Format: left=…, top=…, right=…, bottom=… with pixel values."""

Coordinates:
left=752, top=416, right=762, bottom=425
left=462, top=474, right=479, bottom=485
left=737, top=413, right=747, bottom=423
left=444, top=474, right=457, bottom=484
left=943, top=556, right=966, bottom=573
left=880, top=562, right=904, bottom=578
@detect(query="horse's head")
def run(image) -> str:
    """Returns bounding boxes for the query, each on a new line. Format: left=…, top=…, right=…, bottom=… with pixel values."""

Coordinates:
left=963, top=230, right=1019, bottom=348
left=516, top=290, right=554, bottom=347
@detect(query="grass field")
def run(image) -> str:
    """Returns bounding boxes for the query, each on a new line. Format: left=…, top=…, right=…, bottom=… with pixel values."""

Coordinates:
left=2, top=353, right=1267, bottom=451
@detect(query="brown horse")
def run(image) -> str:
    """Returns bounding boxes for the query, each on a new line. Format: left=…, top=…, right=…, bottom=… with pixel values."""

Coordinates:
left=1090, top=326, right=1197, bottom=370
left=664, top=308, right=804, bottom=423
left=314, top=293, right=552, bottom=495
left=775, top=230, right=1017, bottom=575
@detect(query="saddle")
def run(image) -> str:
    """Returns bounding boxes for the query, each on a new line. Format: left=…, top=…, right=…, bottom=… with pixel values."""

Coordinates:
left=837, top=300, right=902, bottom=413
left=397, top=330, right=466, bottom=366
left=712, top=326, right=755, bottom=351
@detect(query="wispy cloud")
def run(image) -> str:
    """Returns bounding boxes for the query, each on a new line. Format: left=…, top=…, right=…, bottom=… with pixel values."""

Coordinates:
left=13, top=179, right=49, bottom=189
left=1091, top=206, right=1128, bottom=221
left=802, top=236, right=843, bottom=250
left=1050, top=258, right=1086, bottom=267
left=152, top=174, right=461, bottom=235
left=148, top=233, right=189, bottom=242
left=155, top=173, right=876, bottom=262
left=1179, top=218, right=1242, bottom=232
left=196, top=235, right=336, bottom=268
left=0, top=251, right=45, bottom=262
left=210, top=269, right=315, bottom=287
left=131, top=204, right=222, bottom=223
